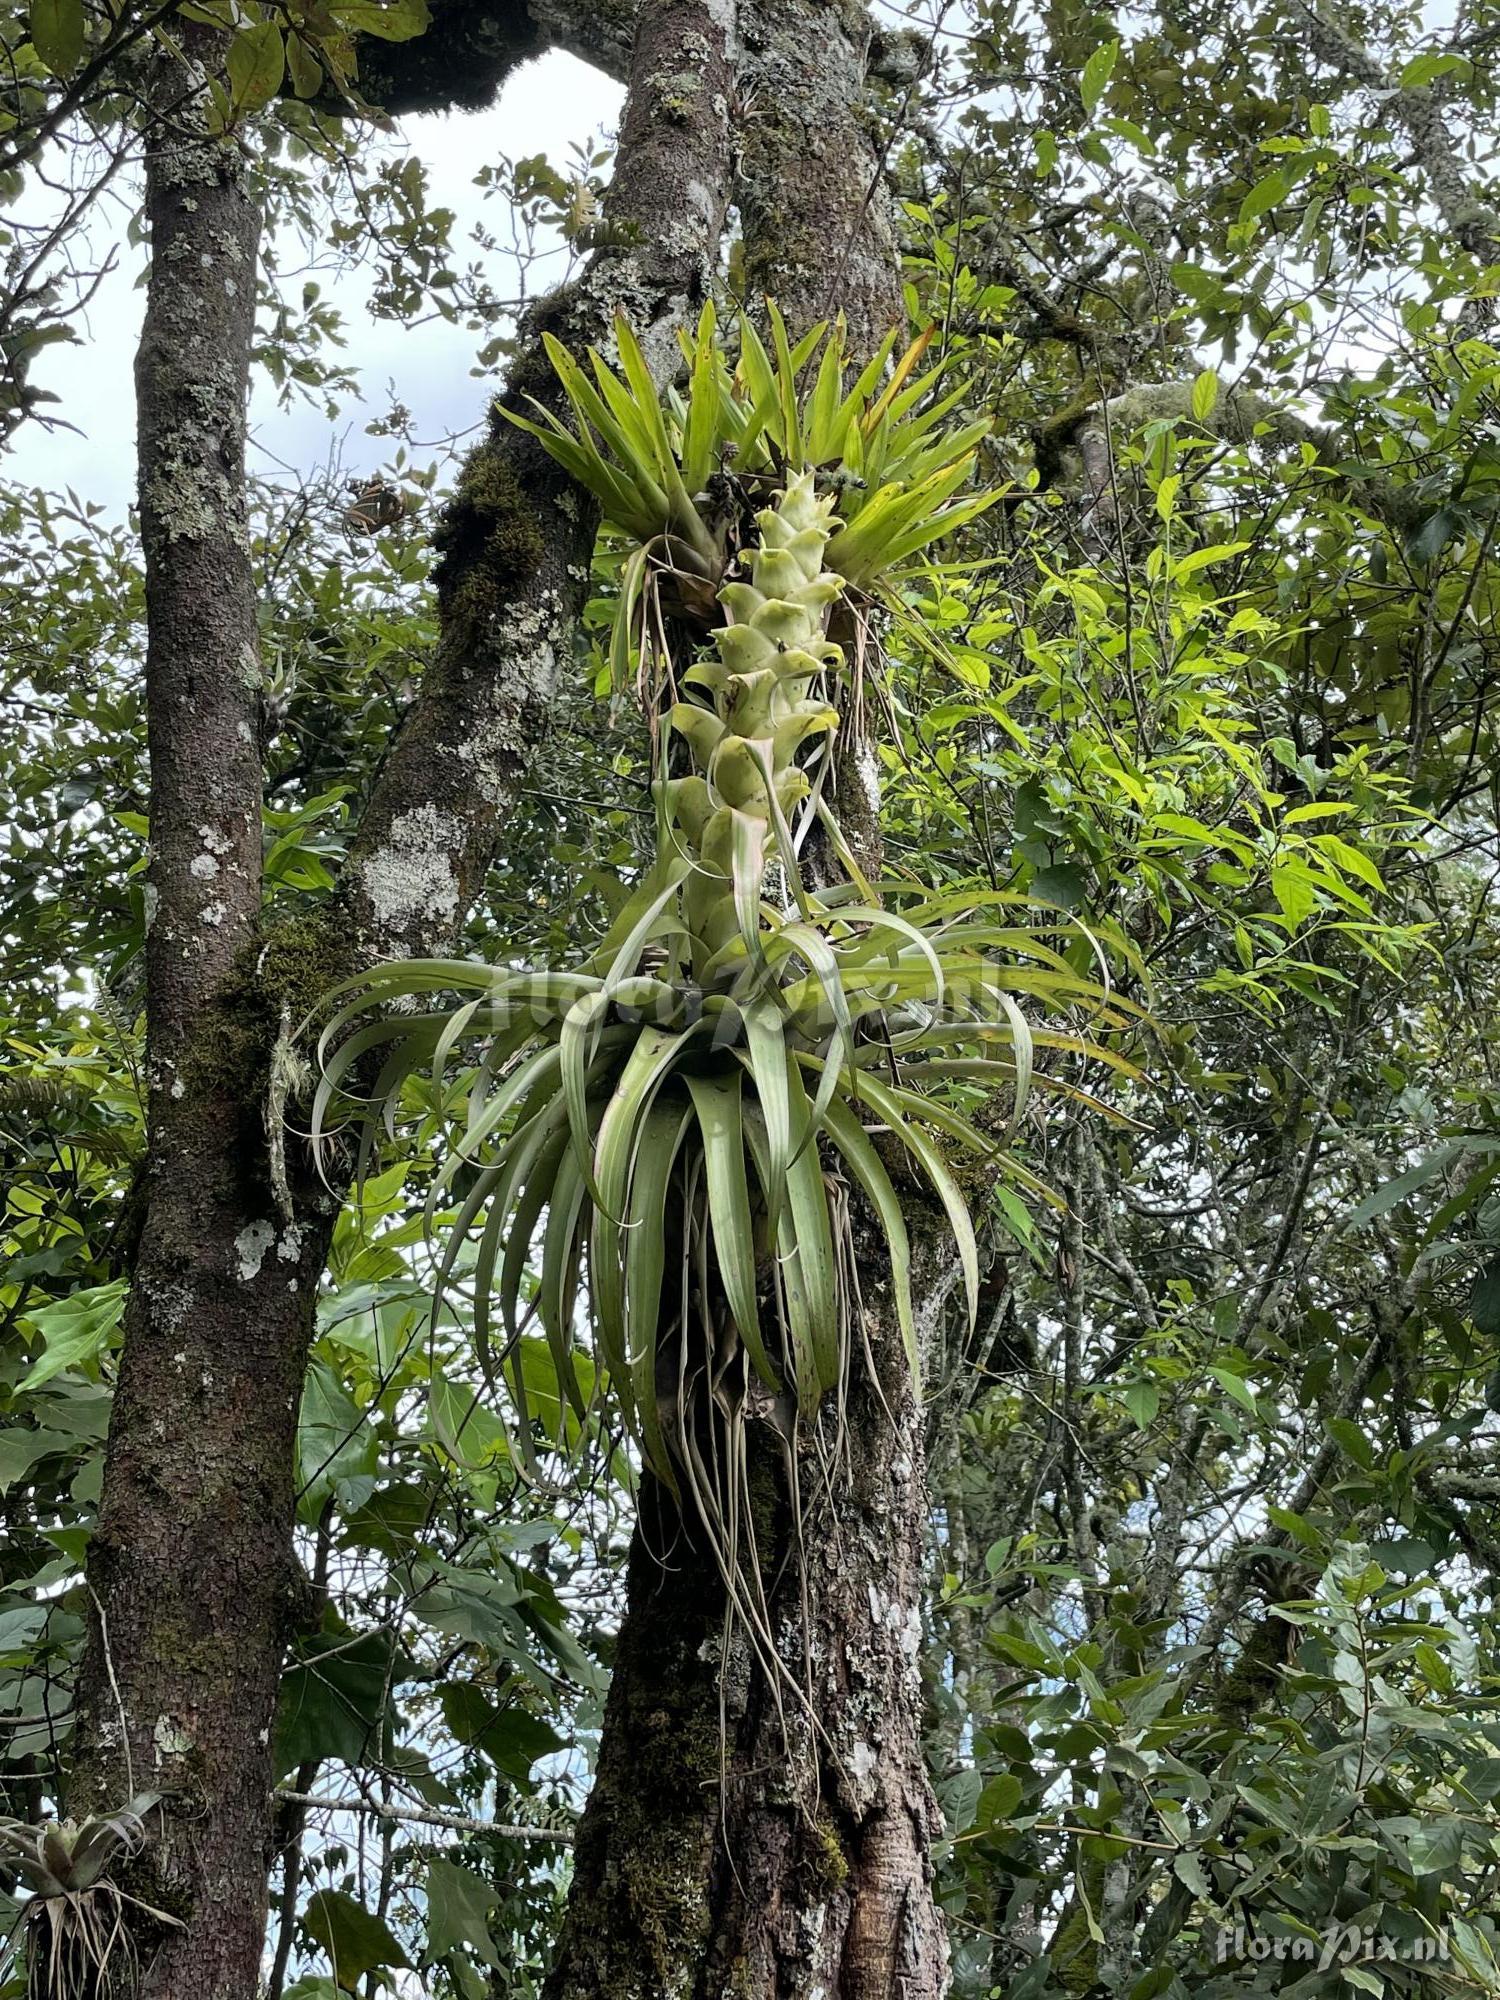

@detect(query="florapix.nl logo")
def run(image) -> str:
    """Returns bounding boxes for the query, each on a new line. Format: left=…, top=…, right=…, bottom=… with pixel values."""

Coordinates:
left=1210, top=1923, right=1451, bottom=1973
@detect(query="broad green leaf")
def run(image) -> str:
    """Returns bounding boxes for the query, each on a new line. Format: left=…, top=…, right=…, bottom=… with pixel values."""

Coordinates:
left=303, top=1890, right=408, bottom=1990
left=29, top=0, right=83, bottom=75
left=19, top=1281, right=127, bottom=1391
left=1079, top=39, right=1118, bottom=115
left=331, top=0, right=431, bottom=40
left=227, top=21, right=286, bottom=114
left=426, top=1858, right=501, bottom=1969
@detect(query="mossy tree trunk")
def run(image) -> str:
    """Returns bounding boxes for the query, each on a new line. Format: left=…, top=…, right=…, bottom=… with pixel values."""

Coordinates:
left=548, top=20, right=952, bottom=1993
left=546, top=1256, right=951, bottom=2000
left=66, top=35, right=287, bottom=2000
left=65, top=7, right=735, bottom=1996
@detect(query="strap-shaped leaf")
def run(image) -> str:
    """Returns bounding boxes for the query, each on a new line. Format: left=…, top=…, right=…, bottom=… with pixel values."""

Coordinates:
left=544, top=332, right=668, bottom=511
left=492, top=1110, right=572, bottom=1345
left=611, top=316, right=718, bottom=561
left=742, top=994, right=792, bottom=1238
left=817, top=1089, right=919, bottom=1383
left=625, top=1097, right=694, bottom=1486
left=765, top=301, right=803, bottom=467
left=781, top=1052, right=841, bottom=1394
left=731, top=792, right=773, bottom=909
left=430, top=1040, right=565, bottom=1202
left=763, top=921, right=856, bottom=1138
left=686, top=1071, right=778, bottom=1389
left=846, top=1067, right=980, bottom=1333
left=538, top=1142, right=590, bottom=1422
left=560, top=988, right=614, bottom=1204
left=590, top=1023, right=703, bottom=1393
left=803, top=336, right=847, bottom=464
left=594, top=1022, right=703, bottom=1220
left=680, top=300, right=723, bottom=493
left=861, top=324, right=936, bottom=436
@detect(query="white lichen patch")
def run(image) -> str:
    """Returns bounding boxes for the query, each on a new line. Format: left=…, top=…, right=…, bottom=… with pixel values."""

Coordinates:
left=153, top=1714, right=194, bottom=1762
left=847, top=1739, right=878, bottom=1788
left=190, top=851, right=220, bottom=878
left=276, top=1224, right=302, bottom=1263
left=359, top=803, right=462, bottom=934
left=234, top=1218, right=276, bottom=1281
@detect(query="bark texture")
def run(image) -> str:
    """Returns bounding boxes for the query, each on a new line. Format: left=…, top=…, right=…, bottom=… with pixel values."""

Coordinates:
left=547, top=1230, right=950, bottom=2000
left=67, top=6, right=735, bottom=1996
left=736, top=0, right=902, bottom=358
left=342, top=0, right=736, bottom=964
left=68, top=33, right=284, bottom=2000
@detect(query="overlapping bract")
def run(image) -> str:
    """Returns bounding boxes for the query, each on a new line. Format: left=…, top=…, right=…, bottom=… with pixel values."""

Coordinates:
left=317, top=465, right=1117, bottom=1492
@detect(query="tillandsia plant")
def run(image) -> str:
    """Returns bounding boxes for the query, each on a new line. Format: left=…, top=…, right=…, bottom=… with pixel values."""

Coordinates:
left=313, top=313, right=1133, bottom=1568
left=507, top=302, right=1001, bottom=692
left=0, top=1796, right=178, bottom=2000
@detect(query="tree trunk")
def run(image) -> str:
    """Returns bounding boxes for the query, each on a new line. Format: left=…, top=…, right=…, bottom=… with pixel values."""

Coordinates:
left=548, top=19, right=950, bottom=1981
left=736, top=0, right=901, bottom=355
left=65, top=6, right=735, bottom=1995
left=67, top=44, right=283, bottom=2000
left=547, top=1231, right=949, bottom=2000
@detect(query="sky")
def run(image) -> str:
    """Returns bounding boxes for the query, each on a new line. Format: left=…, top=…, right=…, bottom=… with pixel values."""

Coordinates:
left=9, top=48, right=626, bottom=518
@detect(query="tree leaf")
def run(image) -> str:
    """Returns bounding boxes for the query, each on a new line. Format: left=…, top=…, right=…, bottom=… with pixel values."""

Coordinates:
left=426, top=1858, right=500, bottom=1969
left=1469, top=1255, right=1500, bottom=1337
left=18, top=1281, right=127, bottom=1391
left=331, top=0, right=431, bottom=41
left=1123, top=1382, right=1159, bottom=1430
left=1079, top=39, right=1118, bottom=115
left=226, top=21, right=286, bottom=114
left=29, top=0, right=84, bottom=75
left=1326, top=1416, right=1375, bottom=1470
left=1208, top=1364, right=1258, bottom=1418
left=275, top=1627, right=396, bottom=1773
left=302, top=1890, right=408, bottom=1990
left=1190, top=369, right=1219, bottom=422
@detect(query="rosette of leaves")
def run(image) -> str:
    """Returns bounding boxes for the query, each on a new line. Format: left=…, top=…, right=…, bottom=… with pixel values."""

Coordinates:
left=505, top=302, right=1000, bottom=688
left=0, top=1795, right=178, bottom=2000
left=315, top=471, right=1123, bottom=1512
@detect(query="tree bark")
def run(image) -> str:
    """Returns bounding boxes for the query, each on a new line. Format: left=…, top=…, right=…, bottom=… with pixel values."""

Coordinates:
left=736, top=0, right=902, bottom=358
left=65, top=6, right=735, bottom=1995
left=67, top=42, right=282, bottom=2000
left=546, top=1233, right=950, bottom=2000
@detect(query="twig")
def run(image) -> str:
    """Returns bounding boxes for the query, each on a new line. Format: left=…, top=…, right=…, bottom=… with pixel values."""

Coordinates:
left=273, top=1791, right=575, bottom=1844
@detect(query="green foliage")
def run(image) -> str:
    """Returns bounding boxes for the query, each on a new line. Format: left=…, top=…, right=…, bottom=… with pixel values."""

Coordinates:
left=510, top=305, right=999, bottom=686
left=6, top=0, right=1500, bottom=1987
left=317, top=465, right=1123, bottom=1514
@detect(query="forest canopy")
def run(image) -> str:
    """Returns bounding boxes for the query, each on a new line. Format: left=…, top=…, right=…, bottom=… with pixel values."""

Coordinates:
left=1, top=0, right=1500, bottom=1996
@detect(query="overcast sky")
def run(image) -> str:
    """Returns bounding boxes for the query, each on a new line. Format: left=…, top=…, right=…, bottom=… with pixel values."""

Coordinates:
left=9, top=49, right=625, bottom=518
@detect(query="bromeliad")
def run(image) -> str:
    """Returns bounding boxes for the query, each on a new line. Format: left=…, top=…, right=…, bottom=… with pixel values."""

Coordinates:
left=313, top=316, right=1125, bottom=1532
